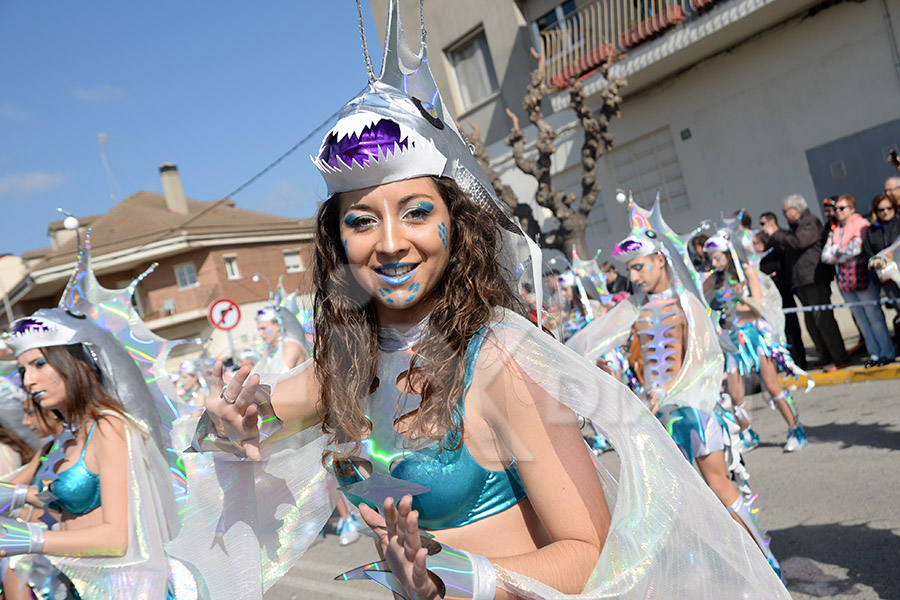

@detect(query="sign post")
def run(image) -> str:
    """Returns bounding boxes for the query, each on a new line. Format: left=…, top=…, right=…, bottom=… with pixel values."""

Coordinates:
left=208, top=298, right=241, bottom=359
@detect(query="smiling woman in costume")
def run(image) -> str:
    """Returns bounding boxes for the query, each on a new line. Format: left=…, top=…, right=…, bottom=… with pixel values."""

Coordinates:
left=170, top=2, right=790, bottom=599
left=0, top=312, right=177, bottom=600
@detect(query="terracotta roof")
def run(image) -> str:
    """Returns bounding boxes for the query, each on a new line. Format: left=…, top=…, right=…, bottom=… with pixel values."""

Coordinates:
left=31, top=191, right=315, bottom=270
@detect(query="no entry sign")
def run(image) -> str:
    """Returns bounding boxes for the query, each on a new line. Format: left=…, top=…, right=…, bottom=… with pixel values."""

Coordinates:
left=208, top=298, right=241, bottom=331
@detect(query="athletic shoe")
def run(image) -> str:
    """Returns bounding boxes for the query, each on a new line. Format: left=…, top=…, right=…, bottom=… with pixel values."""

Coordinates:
left=877, top=357, right=895, bottom=367
left=338, top=515, right=361, bottom=546
left=783, top=424, right=808, bottom=452
left=740, top=428, right=760, bottom=452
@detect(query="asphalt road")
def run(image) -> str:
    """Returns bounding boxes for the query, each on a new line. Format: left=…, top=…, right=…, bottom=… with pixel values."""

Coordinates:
left=266, top=378, right=900, bottom=600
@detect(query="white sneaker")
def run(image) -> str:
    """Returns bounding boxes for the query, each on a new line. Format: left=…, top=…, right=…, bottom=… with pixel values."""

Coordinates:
left=338, top=515, right=361, bottom=546
left=783, top=425, right=808, bottom=452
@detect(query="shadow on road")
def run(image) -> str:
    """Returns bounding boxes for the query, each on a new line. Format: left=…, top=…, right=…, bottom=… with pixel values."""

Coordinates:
left=773, top=522, right=900, bottom=598
left=805, top=422, right=900, bottom=451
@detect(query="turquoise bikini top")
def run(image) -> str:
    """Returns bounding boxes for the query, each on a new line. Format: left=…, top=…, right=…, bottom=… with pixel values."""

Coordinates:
left=48, top=422, right=102, bottom=516
left=336, top=327, right=527, bottom=530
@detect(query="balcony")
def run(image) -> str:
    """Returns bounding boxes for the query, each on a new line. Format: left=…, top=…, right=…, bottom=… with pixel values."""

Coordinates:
left=142, top=283, right=220, bottom=330
left=539, top=0, right=726, bottom=90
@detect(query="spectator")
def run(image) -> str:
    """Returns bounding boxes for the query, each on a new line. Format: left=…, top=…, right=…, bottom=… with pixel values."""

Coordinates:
left=599, top=261, right=633, bottom=295
left=862, top=192, right=900, bottom=348
left=821, top=195, right=894, bottom=367
left=757, top=213, right=806, bottom=369
left=885, top=176, right=900, bottom=205
left=821, top=196, right=838, bottom=248
left=690, top=234, right=712, bottom=272
left=763, top=194, right=850, bottom=369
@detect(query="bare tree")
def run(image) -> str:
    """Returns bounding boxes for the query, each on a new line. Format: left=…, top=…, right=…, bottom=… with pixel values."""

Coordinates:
left=505, top=48, right=625, bottom=256
left=465, top=121, right=540, bottom=240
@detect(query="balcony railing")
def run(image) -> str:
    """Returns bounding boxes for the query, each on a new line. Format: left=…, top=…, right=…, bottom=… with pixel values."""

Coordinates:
left=539, top=0, right=725, bottom=89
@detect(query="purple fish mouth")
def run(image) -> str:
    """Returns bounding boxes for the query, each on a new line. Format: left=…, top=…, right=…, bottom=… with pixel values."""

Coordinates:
left=614, top=239, right=644, bottom=256
left=10, top=318, right=52, bottom=336
left=319, top=118, right=409, bottom=169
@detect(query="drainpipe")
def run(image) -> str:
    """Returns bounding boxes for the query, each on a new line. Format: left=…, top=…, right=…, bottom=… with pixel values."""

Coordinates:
left=881, top=0, right=900, bottom=92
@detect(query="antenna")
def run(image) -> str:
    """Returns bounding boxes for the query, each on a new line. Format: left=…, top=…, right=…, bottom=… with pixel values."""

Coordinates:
left=98, top=132, right=120, bottom=202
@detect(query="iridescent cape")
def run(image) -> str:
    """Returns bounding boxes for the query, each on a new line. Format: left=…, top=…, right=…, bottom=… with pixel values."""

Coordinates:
left=12, top=410, right=177, bottom=599
left=167, top=308, right=787, bottom=599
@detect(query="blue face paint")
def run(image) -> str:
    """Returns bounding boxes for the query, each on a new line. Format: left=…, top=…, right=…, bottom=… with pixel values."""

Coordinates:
left=378, top=287, right=393, bottom=297
left=408, top=201, right=434, bottom=217
left=405, top=282, right=420, bottom=303
left=438, top=222, right=448, bottom=251
left=646, top=264, right=654, bottom=273
left=343, top=213, right=360, bottom=227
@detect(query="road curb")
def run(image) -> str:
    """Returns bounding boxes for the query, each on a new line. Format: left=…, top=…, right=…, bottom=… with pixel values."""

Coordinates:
left=780, top=363, right=900, bottom=388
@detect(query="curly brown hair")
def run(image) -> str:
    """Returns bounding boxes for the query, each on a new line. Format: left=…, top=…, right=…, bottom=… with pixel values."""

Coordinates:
left=30, top=345, right=127, bottom=431
left=313, top=176, right=528, bottom=471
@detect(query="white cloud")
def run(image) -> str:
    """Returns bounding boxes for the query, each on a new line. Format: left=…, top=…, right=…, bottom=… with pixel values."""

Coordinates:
left=72, top=85, right=124, bottom=101
left=0, top=171, right=66, bottom=198
left=0, top=103, right=29, bottom=121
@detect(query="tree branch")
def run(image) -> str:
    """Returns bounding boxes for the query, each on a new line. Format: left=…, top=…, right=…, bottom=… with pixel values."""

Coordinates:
left=465, top=120, right=520, bottom=212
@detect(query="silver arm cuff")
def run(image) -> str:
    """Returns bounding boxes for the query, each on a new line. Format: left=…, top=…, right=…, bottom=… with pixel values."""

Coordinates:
left=27, top=521, right=45, bottom=554
left=462, top=550, right=497, bottom=600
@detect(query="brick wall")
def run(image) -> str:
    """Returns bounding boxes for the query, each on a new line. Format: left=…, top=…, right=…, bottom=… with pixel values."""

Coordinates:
left=139, top=241, right=315, bottom=319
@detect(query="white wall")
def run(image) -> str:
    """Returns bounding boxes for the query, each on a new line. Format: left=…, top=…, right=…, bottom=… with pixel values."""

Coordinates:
left=490, top=0, right=900, bottom=259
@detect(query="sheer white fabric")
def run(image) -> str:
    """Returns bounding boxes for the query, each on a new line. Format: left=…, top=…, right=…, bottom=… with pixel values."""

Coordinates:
left=168, top=310, right=788, bottom=599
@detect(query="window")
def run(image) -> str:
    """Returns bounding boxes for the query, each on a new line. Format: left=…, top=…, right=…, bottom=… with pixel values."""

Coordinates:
left=284, top=250, right=304, bottom=273
left=224, top=255, right=240, bottom=280
left=529, top=0, right=578, bottom=54
left=163, top=299, right=176, bottom=316
left=174, top=262, right=198, bottom=289
left=535, top=0, right=576, bottom=32
left=610, top=127, right=690, bottom=214
left=447, top=29, right=500, bottom=110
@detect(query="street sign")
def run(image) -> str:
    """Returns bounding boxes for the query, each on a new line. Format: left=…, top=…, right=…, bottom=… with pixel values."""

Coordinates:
left=208, top=298, right=241, bottom=331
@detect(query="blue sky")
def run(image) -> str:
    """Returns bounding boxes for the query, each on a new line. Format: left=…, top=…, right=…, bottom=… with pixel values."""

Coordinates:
left=0, top=1, right=385, bottom=256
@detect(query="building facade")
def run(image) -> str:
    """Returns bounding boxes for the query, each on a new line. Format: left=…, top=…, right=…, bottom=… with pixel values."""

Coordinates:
left=372, top=0, right=900, bottom=253
left=4, top=164, right=315, bottom=358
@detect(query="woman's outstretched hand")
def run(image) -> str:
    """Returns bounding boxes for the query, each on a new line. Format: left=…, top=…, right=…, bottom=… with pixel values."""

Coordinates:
left=359, top=495, right=442, bottom=600
left=207, top=360, right=262, bottom=460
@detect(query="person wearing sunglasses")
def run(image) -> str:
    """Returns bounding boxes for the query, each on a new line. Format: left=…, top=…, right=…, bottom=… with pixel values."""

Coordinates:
left=822, top=195, right=895, bottom=367
left=863, top=192, right=900, bottom=354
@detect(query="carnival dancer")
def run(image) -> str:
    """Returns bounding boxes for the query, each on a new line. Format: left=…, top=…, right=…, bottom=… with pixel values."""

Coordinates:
left=176, top=359, right=208, bottom=408
left=568, top=224, right=784, bottom=579
left=0, top=311, right=178, bottom=600
left=252, top=304, right=309, bottom=374
left=256, top=300, right=362, bottom=546
left=703, top=230, right=810, bottom=452
left=166, top=3, right=789, bottom=599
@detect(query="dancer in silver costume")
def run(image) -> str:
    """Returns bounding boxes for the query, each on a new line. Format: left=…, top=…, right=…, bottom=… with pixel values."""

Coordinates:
left=703, top=230, right=810, bottom=452
left=0, top=312, right=178, bottom=600
left=252, top=301, right=310, bottom=375
left=167, top=3, right=789, bottom=599
left=569, top=224, right=785, bottom=581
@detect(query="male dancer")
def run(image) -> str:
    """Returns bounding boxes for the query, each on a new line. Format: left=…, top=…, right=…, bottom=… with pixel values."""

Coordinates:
left=570, top=229, right=783, bottom=579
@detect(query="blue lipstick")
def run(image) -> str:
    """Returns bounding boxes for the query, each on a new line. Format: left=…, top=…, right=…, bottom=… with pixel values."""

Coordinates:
left=375, top=263, right=418, bottom=286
